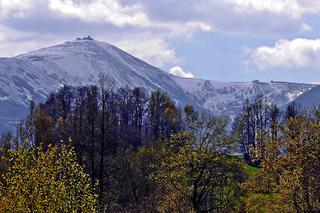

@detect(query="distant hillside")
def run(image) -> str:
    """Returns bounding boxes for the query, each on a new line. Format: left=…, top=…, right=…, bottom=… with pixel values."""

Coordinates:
left=290, top=85, right=320, bottom=109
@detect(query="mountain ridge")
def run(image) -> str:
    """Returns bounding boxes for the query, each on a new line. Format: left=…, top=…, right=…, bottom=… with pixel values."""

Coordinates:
left=0, top=39, right=316, bottom=132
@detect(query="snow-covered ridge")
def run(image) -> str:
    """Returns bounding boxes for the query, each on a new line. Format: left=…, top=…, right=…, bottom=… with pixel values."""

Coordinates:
left=173, top=77, right=314, bottom=117
left=0, top=39, right=316, bottom=132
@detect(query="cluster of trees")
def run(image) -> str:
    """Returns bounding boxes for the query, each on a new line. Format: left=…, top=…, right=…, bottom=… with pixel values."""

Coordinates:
left=233, top=96, right=281, bottom=164
left=12, top=73, right=185, bottom=211
left=1, top=74, right=245, bottom=211
left=0, top=141, right=97, bottom=212
left=234, top=97, right=320, bottom=212
left=151, top=118, right=245, bottom=212
left=0, top=77, right=319, bottom=212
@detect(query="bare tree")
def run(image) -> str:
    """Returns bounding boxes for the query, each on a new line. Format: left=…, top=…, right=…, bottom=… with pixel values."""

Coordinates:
left=97, top=72, right=115, bottom=207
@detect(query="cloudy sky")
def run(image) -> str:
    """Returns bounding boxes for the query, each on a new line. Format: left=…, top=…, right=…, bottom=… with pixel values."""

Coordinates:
left=1, top=0, right=320, bottom=83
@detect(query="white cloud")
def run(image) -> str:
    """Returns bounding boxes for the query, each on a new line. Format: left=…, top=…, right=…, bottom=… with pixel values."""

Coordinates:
left=169, top=21, right=212, bottom=38
left=0, top=0, right=33, bottom=19
left=113, top=35, right=180, bottom=68
left=1, top=0, right=320, bottom=35
left=223, top=0, right=301, bottom=18
left=48, top=0, right=149, bottom=27
left=298, top=0, right=320, bottom=14
left=0, top=39, right=60, bottom=57
left=141, top=0, right=317, bottom=35
left=217, top=0, right=320, bottom=18
left=0, top=24, right=25, bottom=42
left=0, top=24, right=64, bottom=57
left=169, top=66, right=194, bottom=78
left=2, top=0, right=320, bottom=71
left=247, top=38, right=320, bottom=70
left=207, top=0, right=309, bottom=35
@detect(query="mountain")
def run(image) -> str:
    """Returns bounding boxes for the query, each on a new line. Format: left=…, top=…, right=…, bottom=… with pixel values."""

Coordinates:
left=290, top=85, right=320, bottom=109
left=0, top=39, right=316, bottom=133
left=0, top=39, right=197, bottom=132
left=173, top=78, right=314, bottom=119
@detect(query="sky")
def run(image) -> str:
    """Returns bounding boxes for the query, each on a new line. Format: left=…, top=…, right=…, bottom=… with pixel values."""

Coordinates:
left=1, top=0, right=320, bottom=83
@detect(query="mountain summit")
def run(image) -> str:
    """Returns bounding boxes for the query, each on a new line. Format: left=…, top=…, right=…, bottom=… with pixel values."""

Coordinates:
left=0, top=39, right=315, bottom=132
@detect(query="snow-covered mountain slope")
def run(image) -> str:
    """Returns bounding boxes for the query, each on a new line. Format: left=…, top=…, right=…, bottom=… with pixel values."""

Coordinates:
left=17, top=40, right=195, bottom=102
left=0, top=57, right=64, bottom=132
left=0, top=39, right=316, bottom=133
left=291, top=85, right=320, bottom=109
left=173, top=77, right=315, bottom=118
left=0, top=39, right=197, bottom=132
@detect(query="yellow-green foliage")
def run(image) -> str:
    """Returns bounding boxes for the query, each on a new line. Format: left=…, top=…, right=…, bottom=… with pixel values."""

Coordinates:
left=244, top=193, right=294, bottom=213
left=151, top=131, right=245, bottom=212
left=243, top=117, right=320, bottom=212
left=244, top=164, right=261, bottom=175
left=0, top=141, right=97, bottom=212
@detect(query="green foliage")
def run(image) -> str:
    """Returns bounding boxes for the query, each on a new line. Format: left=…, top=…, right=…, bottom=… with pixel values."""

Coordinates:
left=151, top=117, right=246, bottom=212
left=0, top=141, right=97, bottom=212
left=244, top=164, right=261, bottom=175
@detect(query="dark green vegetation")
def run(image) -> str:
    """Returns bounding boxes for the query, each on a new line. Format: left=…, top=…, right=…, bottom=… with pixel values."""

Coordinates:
left=0, top=74, right=319, bottom=212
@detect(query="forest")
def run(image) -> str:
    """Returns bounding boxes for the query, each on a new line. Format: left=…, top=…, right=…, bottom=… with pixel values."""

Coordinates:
left=0, top=74, right=319, bottom=212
